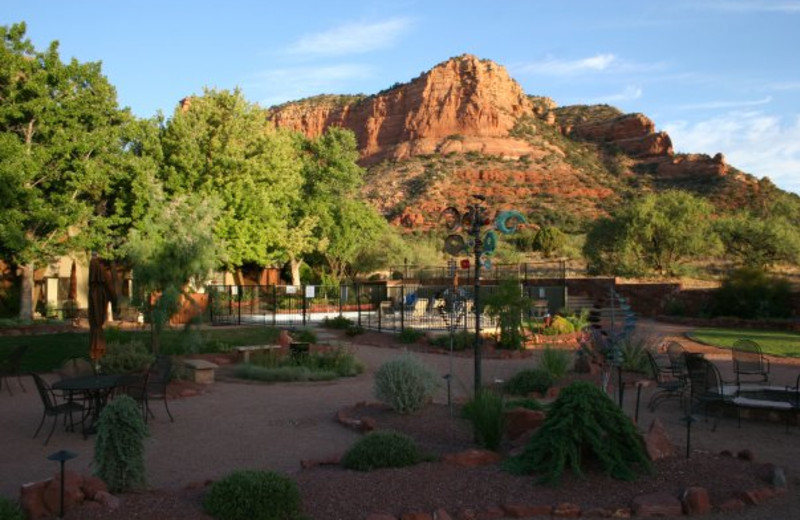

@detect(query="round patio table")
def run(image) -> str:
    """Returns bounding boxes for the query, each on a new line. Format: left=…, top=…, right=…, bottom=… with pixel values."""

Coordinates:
left=52, top=374, right=121, bottom=437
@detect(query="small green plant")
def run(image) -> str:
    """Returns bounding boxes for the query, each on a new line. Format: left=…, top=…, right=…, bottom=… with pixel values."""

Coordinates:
left=93, top=395, right=148, bottom=493
left=617, top=333, right=660, bottom=373
left=345, top=324, right=365, bottom=336
left=293, top=328, right=317, bottom=344
left=461, top=388, right=505, bottom=451
left=542, top=315, right=575, bottom=336
left=504, top=397, right=546, bottom=411
left=374, top=352, right=440, bottom=414
left=235, top=364, right=337, bottom=382
left=322, top=315, right=354, bottom=329
left=397, top=327, right=425, bottom=344
left=485, top=281, right=529, bottom=350
left=99, top=340, right=154, bottom=375
left=203, top=470, right=303, bottom=520
left=0, top=497, right=24, bottom=520
left=341, top=430, right=423, bottom=471
left=504, top=368, right=554, bottom=396
left=538, top=346, right=572, bottom=381
left=429, top=330, right=475, bottom=351
left=505, top=381, right=651, bottom=484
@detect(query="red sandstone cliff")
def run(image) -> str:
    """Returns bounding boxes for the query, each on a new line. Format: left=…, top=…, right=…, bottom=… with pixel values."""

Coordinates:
left=269, top=55, right=540, bottom=163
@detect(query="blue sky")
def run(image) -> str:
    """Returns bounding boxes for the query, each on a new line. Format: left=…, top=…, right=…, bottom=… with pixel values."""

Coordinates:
left=4, top=1, right=800, bottom=194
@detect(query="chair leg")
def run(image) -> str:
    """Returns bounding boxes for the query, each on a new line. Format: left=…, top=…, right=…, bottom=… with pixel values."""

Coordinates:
left=33, top=412, right=46, bottom=439
left=44, top=416, right=58, bottom=445
left=16, top=374, right=26, bottom=393
left=163, top=397, right=174, bottom=422
left=2, top=376, right=12, bottom=396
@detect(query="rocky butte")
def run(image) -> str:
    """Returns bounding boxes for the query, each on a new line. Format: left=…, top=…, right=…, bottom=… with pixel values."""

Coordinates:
left=269, top=54, right=777, bottom=229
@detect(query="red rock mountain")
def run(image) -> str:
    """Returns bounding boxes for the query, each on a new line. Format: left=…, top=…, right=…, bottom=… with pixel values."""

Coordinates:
left=269, top=54, right=775, bottom=231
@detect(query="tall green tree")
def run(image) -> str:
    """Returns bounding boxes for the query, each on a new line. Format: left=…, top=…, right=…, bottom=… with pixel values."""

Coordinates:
left=584, top=190, right=718, bottom=276
left=160, top=89, right=304, bottom=275
left=715, top=212, right=800, bottom=269
left=0, top=23, right=135, bottom=319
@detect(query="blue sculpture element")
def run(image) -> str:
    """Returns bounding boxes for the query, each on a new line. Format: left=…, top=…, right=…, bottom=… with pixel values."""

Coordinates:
left=482, top=230, right=497, bottom=255
left=494, top=210, right=526, bottom=234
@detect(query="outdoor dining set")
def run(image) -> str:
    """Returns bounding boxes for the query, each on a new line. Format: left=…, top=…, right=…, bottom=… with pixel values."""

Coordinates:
left=23, top=355, right=174, bottom=445
left=647, top=339, right=800, bottom=432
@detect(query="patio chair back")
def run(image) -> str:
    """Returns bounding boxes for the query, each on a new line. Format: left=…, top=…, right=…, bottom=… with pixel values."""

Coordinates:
left=645, top=349, right=684, bottom=411
left=58, top=357, right=95, bottom=379
left=32, top=373, right=85, bottom=444
left=144, top=355, right=173, bottom=422
left=732, top=339, right=769, bottom=384
left=0, top=344, right=29, bottom=395
left=665, top=341, right=687, bottom=379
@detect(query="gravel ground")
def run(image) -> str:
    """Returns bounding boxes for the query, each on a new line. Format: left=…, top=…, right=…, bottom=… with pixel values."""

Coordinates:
left=4, top=321, right=799, bottom=519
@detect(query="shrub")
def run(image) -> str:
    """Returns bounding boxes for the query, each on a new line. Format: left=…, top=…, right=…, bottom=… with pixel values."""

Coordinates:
left=93, top=395, right=148, bottom=492
left=485, top=281, right=528, bottom=350
left=99, top=340, right=154, bottom=375
left=322, top=316, right=354, bottom=329
left=0, top=497, right=24, bottom=520
left=203, top=470, right=303, bottom=520
left=504, top=368, right=554, bottom=396
left=505, top=381, right=651, bottom=484
left=374, top=352, right=440, bottom=414
left=398, top=328, right=425, bottom=344
left=617, top=332, right=660, bottom=373
left=429, top=330, right=476, bottom=351
left=711, top=267, right=792, bottom=319
left=538, top=346, right=572, bottom=381
left=461, top=388, right=505, bottom=451
left=341, top=430, right=423, bottom=471
left=542, top=315, right=575, bottom=336
left=305, top=348, right=365, bottom=377
left=345, top=324, right=365, bottom=336
left=504, top=397, right=546, bottom=411
left=234, top=364, right=337, bottom=382
left=293, top=328, right=317, bottom=344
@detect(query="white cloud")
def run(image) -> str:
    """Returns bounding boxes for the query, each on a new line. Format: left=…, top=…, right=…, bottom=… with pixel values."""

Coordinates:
left=513, top=54, right=663, bottom=77
left=664, top=111, right=800, bottom=194
left=245, top=64, right=373, bottom=107
left=587, top=85, right=643, bottom=104
left=285, top=18, right=412, bottom=57
left=677, top=96, right=773, bottom=111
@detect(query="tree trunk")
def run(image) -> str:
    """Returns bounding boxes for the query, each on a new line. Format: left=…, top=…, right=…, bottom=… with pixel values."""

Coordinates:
left=19, top=262, right=35, bottom=321
left=289, top=257, right=302, bottom=286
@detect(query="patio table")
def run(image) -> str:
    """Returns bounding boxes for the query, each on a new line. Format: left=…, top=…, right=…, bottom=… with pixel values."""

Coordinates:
left=52, top=374, right=121, bottom=437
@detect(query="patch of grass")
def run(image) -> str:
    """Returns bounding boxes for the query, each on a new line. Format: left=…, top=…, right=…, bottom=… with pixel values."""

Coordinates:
left=0, top=326, right=281, bottom=373
left=687, top=328, right=800, bottom=358
left=234, top=364, right=338, bottom=382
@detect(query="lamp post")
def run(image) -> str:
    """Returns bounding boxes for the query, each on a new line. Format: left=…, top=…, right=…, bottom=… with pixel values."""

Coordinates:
left=47, top=449, right=77, bottom=519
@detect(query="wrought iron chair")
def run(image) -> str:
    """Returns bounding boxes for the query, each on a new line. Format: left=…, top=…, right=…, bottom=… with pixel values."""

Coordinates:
left=645, top=350, right=685, bottom=412
left=32, top=373, right=86, bottom=445
left=664, top=341, right=688, bottom=382
left=126, top=355, right=173, bottom=423
left=685, top=356, right=736, bottom=431
left=0, top=344, right=29, bottom=395
left=732, top=339, right=770, bottom=386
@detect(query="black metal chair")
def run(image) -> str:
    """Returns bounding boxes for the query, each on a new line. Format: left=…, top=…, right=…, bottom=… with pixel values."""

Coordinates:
left=732, top=339, right=770, bottom=386
left=665, top=341, right=688, bottom=382
left=0, top=344, right=29, bottom=395
left=645, top=350, right=685, bottom=412
left=685, top=356, right=735, bottom=431
left=32, top=373, right=86, bottom=445
left=126, top=355, right=173, bottom=423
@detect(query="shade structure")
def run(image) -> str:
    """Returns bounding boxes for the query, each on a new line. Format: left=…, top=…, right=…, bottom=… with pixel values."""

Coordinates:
left=88, top=255, right=109, bottom=361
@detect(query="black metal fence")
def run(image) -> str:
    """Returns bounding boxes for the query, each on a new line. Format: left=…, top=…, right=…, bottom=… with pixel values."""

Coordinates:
left=207, top=279, right=568, bottom=334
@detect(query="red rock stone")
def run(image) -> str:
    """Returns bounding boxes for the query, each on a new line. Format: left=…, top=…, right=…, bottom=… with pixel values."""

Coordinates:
left=433, top=508, right=453, bottom=520
left=644, top=418, right=676, bottom=461
left=553, top=502, right=581, bottom=517
left=716, top=498, right=745, bottom=513
left=401, top=513, right=432, bottom=520
left=503, top=408, right=546, bottom=440
left=581, top=507, right=612, bottom=518
left=611, top=508, right=632, bottom=518
left=80, top=475, right=108, bottom=500
left=19, top=480, right=51, bottom=520
left=502, top=503, right=552, bottom=517
left=179, top=388, right=199, bottom=397
left=441, top=449, right=502, bottom=467
left=737, top=487, right=774, bottom=505
left=360, top=416, right=378, bottom=432
left=93, top=490, right=120, bottom=510
left=278, top=330, right=293, bottom=349
left=456, top=509, right=477, bottom=520
left=42, top=470, right=85, bottom=515
left=737, top=449, right=755, bottom=462
left=630, top=492, right=682, bottom=517
left=682, top=486, right=711, bottom=516
left=476, top=506, right=504, bottom=519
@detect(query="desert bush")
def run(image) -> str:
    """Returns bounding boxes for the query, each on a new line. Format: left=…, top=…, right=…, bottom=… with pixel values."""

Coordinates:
left=293, top=328, right=317, bottom=344
left=322, top=315, right=354, bottom=329
left=504, top=368, right=554, bottom=396
left=429, top=330, right=476, bottom=351
left=0, top=497, right=24, bottom=520
left=505, top=381, right=651, bottom=484
left=305, top=348, right=365, bottom=377
left=99, top=340, right=154, bottom=375
left=397, top=327, right=425, bottom=344
left=461, top=388, right=505, bottom=451
left=203, top=470, right=303, bottom=520
left=542, top=315, right=575, bottom=336
left=538, top=346, right=572, bottom=380
left=504, top=397, right=546, bottom=411
left=243, top=348, right=364, bottom=381
left=485, top=280, right=528, bottom=350
left=93, top=395, right=148, bottom=493
left=374, top=352, right=440, bottom=414
left=618, top=333, right=660, bottom=373
left=341, top=430, right=423, bottom=471
left=345, top=324, right=365, bottom=336
left=235, top=364, right=337, bottom=382
left=711, top=267, right=792, bottom=319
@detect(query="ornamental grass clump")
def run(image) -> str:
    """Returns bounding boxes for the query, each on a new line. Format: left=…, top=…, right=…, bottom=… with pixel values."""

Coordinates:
left=461, top=388, right=505, bottom=451
left=505, top=381, right=651, bottom=484
left=93, top=395, right=148, bottom=492
left=0, top=497, right=24, bottom=520
left=203, top=470, right=303, bottom=520
left=374, top=352, right=440, bottom=414
left=341, top=430, right=424, bottom=471
left=504, top=368, right=554, bottom=396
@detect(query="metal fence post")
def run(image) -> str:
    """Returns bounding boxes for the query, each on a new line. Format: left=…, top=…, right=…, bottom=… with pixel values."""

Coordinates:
left=272, top=285, right=277, bottom=328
